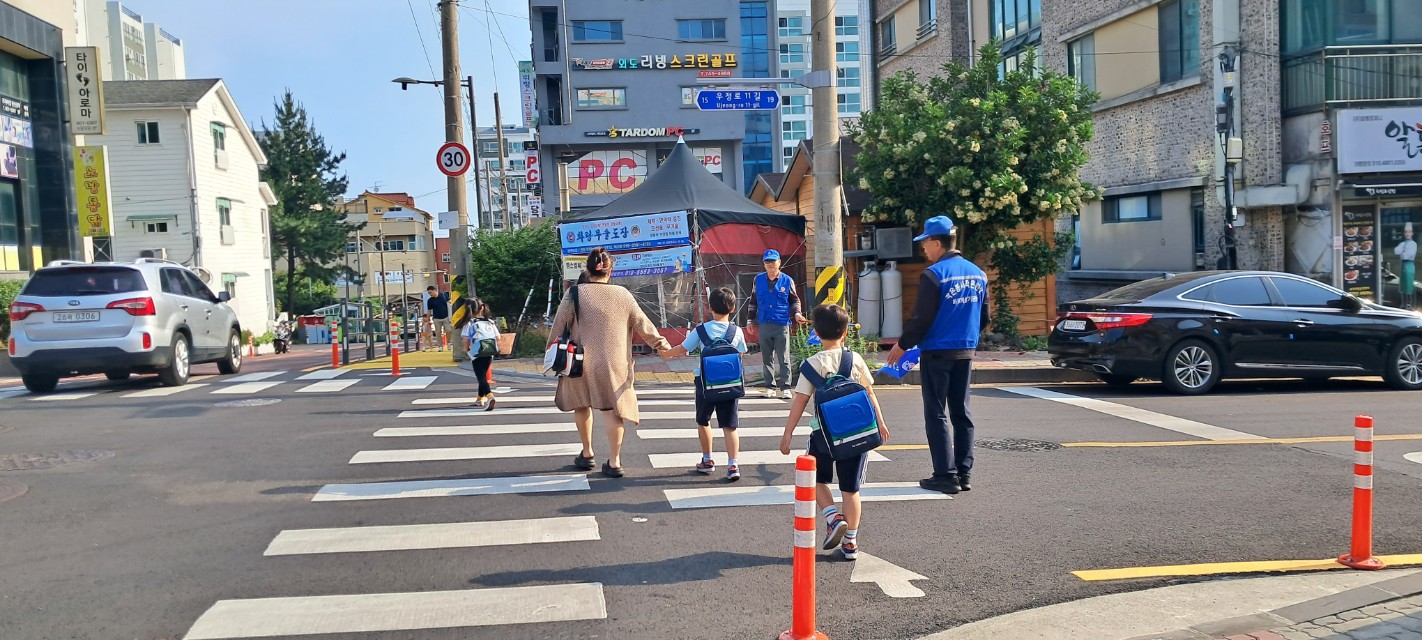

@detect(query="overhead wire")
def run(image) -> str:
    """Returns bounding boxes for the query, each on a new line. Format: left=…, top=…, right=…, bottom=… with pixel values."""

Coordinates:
left=406, top=0, right=439, bottom=83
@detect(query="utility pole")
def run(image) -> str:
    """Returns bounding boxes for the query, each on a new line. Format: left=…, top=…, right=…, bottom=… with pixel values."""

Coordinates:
left=438, top=0, right=470, bottom=361
left=492, top=93, right=510, bottom=231
left=465, top=77, right=486, bottom=233
left=810, top=0, right=844, bottom=306
left=558, top=162, right=572, bottom=216
left=1217, top=46, right=1241, bottom=271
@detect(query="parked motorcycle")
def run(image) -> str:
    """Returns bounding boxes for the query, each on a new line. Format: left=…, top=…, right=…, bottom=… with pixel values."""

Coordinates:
left=273, top=322, right=292, bottom=354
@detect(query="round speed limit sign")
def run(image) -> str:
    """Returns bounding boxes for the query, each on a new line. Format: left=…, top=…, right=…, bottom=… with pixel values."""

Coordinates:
left=436, top=142, right=470, bottom=177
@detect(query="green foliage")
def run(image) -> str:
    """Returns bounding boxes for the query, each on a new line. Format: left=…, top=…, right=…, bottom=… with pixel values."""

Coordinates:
left=469, top=223, right=560, bottom=320
left=0, top=278, right=23, bottom=341
left=275, top=271, right=339, bottom=315
left=514, top=326, right=549, bottom=358
left=259, top=90, right=358, bottom=314
left=255, top=331, right=276, bottom=347
left=1019, top=335, right=1049, bottom=351
left=788, top=324, right=880, bottom=374
left=850, top=42, right=1097, bottom=337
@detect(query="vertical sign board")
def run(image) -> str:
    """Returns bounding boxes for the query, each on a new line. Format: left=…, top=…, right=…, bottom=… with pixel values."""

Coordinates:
left=64, top=47, right=106, bottom=135
left=74, top=146, right=113, bottom=237
left=525, top=152, right=541, bottom=185
left=518, top=61, right=538, bottom=127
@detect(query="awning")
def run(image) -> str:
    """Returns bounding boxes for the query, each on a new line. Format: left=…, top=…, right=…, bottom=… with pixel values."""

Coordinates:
left=125, top=213, right=178, bottom=221
left=221, top=272, right=251, bottom=283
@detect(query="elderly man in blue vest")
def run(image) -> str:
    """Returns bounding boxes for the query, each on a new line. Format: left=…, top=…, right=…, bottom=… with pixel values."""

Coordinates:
left=888, top=216, right=989, bottom=495
left=746, top=249, right=806, bottom=399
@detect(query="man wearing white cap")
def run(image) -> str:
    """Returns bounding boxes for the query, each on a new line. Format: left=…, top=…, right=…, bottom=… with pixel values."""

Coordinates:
left=1396, top=222, right=1416, bottom=309
left=888, top=216, right=989, bottom=494
left=747, top=249, right=807, bottom=398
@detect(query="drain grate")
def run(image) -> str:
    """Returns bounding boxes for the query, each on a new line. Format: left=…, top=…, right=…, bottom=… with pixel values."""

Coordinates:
left=0, top=481, right=27, bottom=503
left=976, top=438, right=1061, bottom=452
left=214, top=398, right=282, bottom=408
left=0, top=449, right=116, bottom=471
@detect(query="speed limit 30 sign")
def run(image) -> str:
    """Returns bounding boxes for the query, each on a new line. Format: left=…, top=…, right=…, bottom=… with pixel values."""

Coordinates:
left=437, top=142, right=471, bottom=177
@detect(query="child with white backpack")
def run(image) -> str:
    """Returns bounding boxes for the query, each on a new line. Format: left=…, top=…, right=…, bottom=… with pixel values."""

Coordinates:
left=462, top=296, right=500, bottom=410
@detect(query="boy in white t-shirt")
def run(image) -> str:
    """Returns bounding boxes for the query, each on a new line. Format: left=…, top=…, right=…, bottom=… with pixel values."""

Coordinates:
left=779, top=304, right=889, bottom=560
left=665, top=287, right=749, bottom=481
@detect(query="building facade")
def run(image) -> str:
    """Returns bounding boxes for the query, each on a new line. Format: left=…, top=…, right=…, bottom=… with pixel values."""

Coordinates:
left=474, top=124, right=539, bottom=230
left=83, top=0, right=186, bottom=82
left=528, top=0, right=775, bottom=212
left=88, top=79, right=277, bottom=333
left=774, top=0, right=870, bottom=170
left=337, top=192, right=439, bottom=305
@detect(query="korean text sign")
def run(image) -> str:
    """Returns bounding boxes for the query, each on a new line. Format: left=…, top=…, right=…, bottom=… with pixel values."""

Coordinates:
left=560, top=213, right=691, bottom=255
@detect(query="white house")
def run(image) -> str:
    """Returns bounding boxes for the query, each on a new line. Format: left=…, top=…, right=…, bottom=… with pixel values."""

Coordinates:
left=87, top=78, right=277, bottom=336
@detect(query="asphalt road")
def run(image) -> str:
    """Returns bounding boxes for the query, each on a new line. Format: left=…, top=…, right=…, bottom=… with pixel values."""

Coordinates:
left=1, top=364, right=1420, bottom=640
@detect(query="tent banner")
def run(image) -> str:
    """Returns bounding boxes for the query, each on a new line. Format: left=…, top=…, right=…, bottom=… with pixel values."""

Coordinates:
left=562, top=245, right=694, bottom=280
left=560, top=212, right=690, bottom=255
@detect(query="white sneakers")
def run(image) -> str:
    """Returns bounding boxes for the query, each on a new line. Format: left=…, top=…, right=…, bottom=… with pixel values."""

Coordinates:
left=763, top=387, right=778, bottom=398
left=781, top=389, right=795, bottom=399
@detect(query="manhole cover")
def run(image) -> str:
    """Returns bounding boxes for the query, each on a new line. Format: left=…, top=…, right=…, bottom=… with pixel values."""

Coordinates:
left=0, top=449, right=116, bottom=471
left=0, top=481, right=27, bottom=503
left=977, top=438, right=1061, bottom=452
left=214, top=398, right=282, bottom=408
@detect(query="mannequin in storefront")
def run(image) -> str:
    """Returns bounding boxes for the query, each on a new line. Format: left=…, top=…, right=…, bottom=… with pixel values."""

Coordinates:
left=1396, top=222, right=1416, bottom=309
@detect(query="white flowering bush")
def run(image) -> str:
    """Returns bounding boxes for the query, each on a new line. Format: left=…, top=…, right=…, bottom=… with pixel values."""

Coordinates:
left=848, top=43, right=1098, bottom=336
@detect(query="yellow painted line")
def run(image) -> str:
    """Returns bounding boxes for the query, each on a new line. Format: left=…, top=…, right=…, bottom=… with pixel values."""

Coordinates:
left=300, top=364, right=325, bottom=372
left=1075, top=554, right=1422, bottom=581
left=879, top=444, right=929, bottom=451
left=1064, top=434, right=1422, bottom=448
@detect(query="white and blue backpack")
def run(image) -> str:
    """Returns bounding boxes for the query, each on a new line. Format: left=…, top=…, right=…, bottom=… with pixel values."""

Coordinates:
left=800, top=349, right=882, bottom=460
left=697, top=324, right=745, bottom=402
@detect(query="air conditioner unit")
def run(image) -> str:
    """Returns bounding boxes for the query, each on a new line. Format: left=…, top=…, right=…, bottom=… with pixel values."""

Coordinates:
left=139, top=247, right=168, bottom=260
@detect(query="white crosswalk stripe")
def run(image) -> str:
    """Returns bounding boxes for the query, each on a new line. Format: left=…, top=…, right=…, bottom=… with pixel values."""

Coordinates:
left=296, top=379, right=358, bottom=393
left=0, top=387, right=30, bottom=400
left=647, top=449, right=888, bottom=469
left=664, top=483, right=952, bottom=509
left=263, top=516, right=600, bottom=556
left=220, top=371, right=285, bottom=383
left=295, top=369, right=346, bottom=380
left=410, top=395, right=784, bottom=406
left=31, top=391, right=97, bottom=402
left=211, top=381, right=282, bottom=395
left=375, top=423, right=577, bottom=437
left=123, top=384, right=208, bottom=398
left=312, top=474, right=591, bottom=502
left=638, top=426, right=810, bottom=439
left=399, top=407, right=793, bottom=419
left=350, top=443, right=584, bottom=464
left=382, top=375, right=437, bottom=391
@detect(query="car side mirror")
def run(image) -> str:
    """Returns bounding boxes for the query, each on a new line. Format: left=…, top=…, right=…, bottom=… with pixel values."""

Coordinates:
left=1329, top=294, right=1362, bottom=312
left=217, top=291, right=232, bottom=303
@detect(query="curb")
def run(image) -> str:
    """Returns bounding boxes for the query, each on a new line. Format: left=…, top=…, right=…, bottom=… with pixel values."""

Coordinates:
left=1123, top=571, right=1422, bottom=640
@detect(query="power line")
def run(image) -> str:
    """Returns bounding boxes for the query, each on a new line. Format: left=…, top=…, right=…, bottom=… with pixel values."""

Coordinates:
left=406, top=0, right=439, bottom=82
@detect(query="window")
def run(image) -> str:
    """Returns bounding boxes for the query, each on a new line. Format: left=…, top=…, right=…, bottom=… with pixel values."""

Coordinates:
left=1208, top=277, right=1273, bottom=306
left=991, top=0, right=1042, bottom=40
left=571, top=20, right=622, bottom=42
left=837, top=92, right=861, bottom=114
left=575, top=88, right=626, bottom=110
left=681, top=86, right=699, bottom=107
left=1191, top=188, right=1206, bottom=258
left=25, top=267, right=145, bottom=296
left=782, top=94, right=807, bottom=115
left=835, top=16, right=859, bottom=36
left=1281, top=0, right=1411, bottom=53
left=479, top=140, right=500, bottom=156
left=837, top=67, right=861, bottom=88
left=1271, top=277, right=1340, bottom=308
left=779, top=43, right=805, bottom=65
left=1103, top=193, right=1161, bottom=223
left=782, top=120, right=807, bottom=142
left=382, top=239, right=406, bottom=252
left=779, top=16, right=804, bottom=38
left=182, top=270, right=218, bottom=302
left=918, top=0, right=937, bottom=37
left=136, top=121, right=160, bottom=144
left=145, top=221, right=168, bottom=233
left=1159, top=0, right=1201, bottom=83
left=880, top=19, right=896, bottom=53
left=211, top=122, right=226, bottom=151
left=678, top=19, right=726, bottom=41
left=346, top=241, right=358, bottom=253
left=1067, top=35, right=1096, bottom=91
left=441, top=252, right=451, bottom=264
left=836, top=41, right=859, bottom=63
left=217, top=198, right=232, bottom=226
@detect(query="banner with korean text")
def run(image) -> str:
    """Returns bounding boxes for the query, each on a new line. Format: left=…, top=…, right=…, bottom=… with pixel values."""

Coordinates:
left=74, top=145, right=113, bottom=237
left=559, top=212, right=690, bottom=255
left=562, top=245, right=694, bottom=280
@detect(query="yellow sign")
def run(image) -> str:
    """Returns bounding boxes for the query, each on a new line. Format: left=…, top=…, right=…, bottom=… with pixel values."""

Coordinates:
left=73, top=145, right=112, bottom=237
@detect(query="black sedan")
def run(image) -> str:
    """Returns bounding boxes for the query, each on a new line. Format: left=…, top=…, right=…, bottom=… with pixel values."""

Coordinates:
left=1048, top=271, right=1422, bottom=394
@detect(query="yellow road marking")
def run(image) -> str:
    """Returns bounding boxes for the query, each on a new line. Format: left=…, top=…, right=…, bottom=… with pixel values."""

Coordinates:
left=300, top=365, right=324, bottom=372
left=1075, top=554, right=1422, bottom=581
left=880, top=444, right=929, bottom=451
left=1063, top=434, right=1422, bottom=448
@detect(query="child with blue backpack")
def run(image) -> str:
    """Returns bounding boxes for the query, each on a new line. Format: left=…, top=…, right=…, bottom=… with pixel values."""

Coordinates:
left=779, top=303, right=889, bottom=560
left=665, top=287, right=749, bottom=482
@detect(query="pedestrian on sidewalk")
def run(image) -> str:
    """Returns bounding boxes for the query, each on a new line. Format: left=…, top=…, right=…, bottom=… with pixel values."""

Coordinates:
left=549, top=248, right=672, bottom=478
left=664, top=287, right=748, bottom=482
left=425, top=286, right=451, bottom=352
left=463, top=296, right=500, bottom=411
left=779, top=304, right=889, bottom=560
left=887, top=216, right=989, bottom=495
left=746, top=249, right=807, bottom=400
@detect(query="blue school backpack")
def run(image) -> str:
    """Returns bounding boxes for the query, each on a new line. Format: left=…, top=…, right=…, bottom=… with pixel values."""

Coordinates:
left=697, top=324, right=745, bottom=402
left=799, top=349, right=882, bottom=460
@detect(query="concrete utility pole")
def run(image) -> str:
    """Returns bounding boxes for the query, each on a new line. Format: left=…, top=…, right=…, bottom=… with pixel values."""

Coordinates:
left=492, top=93, right=510, bottom=230
left=810, top=0, right=845, bottom=306
left=439, top=0, right=471, bottom=361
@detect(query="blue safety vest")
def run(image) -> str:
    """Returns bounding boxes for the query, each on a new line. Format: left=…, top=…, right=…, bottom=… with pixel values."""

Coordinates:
left=755, top=272, right=793, bottom=326
left=920, top=256, right=988, bottom=351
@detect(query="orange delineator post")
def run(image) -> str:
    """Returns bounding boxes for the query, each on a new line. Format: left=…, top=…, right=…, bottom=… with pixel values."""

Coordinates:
left=330, top=322, right=340, bottom=368
left=248, top=334, right=256, bottom=358
left=1339, top=415, right=1385, bottom=570
left=441, top=330, right=448, bottom=351
left=389, top=320, right=402, bottom=377
left=780, top=455, right=829, bottom=640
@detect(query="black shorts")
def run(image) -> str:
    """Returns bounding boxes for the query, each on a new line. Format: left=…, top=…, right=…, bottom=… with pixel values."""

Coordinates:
left=807, top=432, right=869, bottom=493
left=694, top=377, right=740, bottom=429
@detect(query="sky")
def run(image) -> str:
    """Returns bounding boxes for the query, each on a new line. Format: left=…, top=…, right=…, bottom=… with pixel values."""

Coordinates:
left=135, top=0, right=532, bottom=216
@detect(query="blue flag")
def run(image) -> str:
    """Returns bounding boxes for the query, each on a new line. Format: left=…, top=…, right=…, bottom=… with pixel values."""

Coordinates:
left=881, top=347, right=921, bottom=379
left=806, top=330, right=821, bottom=346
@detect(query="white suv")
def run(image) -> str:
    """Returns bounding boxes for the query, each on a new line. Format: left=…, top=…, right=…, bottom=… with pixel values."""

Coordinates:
left=6, top=259, right=243, bottom=393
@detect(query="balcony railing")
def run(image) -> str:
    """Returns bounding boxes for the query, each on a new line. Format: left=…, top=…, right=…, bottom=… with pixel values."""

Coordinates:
left=1283, top=44, right=1422, bottom=115
left=917, top=19, right=937, bottom=40
left=878, top=42, right=897, bottom=60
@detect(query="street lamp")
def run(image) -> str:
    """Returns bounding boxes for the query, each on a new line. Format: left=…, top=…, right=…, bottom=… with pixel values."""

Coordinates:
left=391, top=76, right=487, bottom=241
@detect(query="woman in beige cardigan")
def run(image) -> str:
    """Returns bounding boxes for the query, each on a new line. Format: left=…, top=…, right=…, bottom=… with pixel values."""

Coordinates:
left=549, top=248, right=672, bottom=477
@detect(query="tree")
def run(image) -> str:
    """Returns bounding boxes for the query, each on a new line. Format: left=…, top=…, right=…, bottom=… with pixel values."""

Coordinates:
left=274, top=271, right=338, bottom=315
left=849, top=43, right=1098, bottom=336
left=259, top=90, right=359, bottom=314
left=468, top=223, right=561, bottom=321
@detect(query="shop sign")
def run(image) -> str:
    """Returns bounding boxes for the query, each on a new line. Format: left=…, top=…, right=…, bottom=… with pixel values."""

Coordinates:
left=1352, top=184, right=1422, bottom=198
left=64, top=47, right=106, bottom=135
left=585, top=126, right=700, bottom=139
left=518, top=61, right=537, bottom=127
left=562, top=245, right=694, bottom=280
left=73, top=145, right=113, bottom=237
left=571, top=53, right=737, bottom=71
left=0, top=115, right=32, bottom=148
left=1337, top=107, right=1422, bottom=174
left=1342, top=205, right=1378, bottom=302
left=0, top=144, right=16, bottom=179
left=1321, top=120, right=1332, bottom=154
left=572, top=148, right=721, bottom=195
left=698, top=70, right=733, bottom=78
left=559, top=212, right=691, bottom=255
left=0, top=95, right=29, bottom=120
left=529, top=196, right=544, bottom=218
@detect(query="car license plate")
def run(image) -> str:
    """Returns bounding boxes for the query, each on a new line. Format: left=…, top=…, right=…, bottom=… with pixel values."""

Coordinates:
left=53, top=311, right=100, bottom=323
left=1061, top=319, right=1087, bottom=331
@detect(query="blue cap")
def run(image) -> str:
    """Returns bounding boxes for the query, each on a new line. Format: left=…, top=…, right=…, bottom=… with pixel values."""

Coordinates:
left=762, top=249, right=781, bottom=262
left=913, top=216, right=956, bottom=242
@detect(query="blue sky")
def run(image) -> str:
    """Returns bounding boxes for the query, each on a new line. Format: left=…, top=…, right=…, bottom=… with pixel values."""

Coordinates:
left=136, top=0, right=531, bottom=214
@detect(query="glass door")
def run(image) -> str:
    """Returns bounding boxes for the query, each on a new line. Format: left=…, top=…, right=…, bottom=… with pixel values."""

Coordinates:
left=1379, top=203, right=1422, bottom=310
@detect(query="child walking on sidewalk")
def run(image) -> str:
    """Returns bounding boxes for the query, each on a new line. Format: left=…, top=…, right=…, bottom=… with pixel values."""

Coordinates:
left=665, top=287, right=749, bottom=482
left=463, top=297, right=500, bottom=411
left=779, top=304, right=889, bottom=560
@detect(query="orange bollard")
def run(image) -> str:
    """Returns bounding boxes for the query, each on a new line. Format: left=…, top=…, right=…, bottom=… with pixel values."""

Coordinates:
left=441, top=331, right=448, bottom=351
left=248, top=334, right=256, bottom=358
left=390, top=320, right=402, bottom=377
left=780, top=455, right=829, bottom=640
left=1339, top=415, right=1385, bottom=569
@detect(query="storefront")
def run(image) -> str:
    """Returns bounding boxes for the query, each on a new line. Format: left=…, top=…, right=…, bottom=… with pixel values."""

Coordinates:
left=1335, top=106, right=1422, bottom=310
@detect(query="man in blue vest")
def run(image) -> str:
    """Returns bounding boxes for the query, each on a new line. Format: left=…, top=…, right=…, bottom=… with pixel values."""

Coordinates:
left=888, top=216, right=989, bottom=494
left=746, top=249, right=806, bottom=399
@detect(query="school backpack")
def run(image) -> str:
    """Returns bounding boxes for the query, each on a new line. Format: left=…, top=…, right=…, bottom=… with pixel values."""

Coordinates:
left=468, top=318, right=499, bottom=358
left=799, top=348, right=882, bottom=460
left=697, top=323, right=744, bottom=402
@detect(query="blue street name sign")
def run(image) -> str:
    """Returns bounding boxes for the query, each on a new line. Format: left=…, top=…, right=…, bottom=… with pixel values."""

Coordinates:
left=696, top=89, right=781, bottom=111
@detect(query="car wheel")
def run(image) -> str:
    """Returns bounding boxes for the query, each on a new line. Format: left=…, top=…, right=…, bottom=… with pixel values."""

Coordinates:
left=105, top=370, right=131, bottom=381
left=1384, top=337, right=1422, bottom=390
left=159, top=334, right=191, bottom=387
left=1162, top=340, right=1221, bottom=395
left=1096, top=373, right=1136, bottom=387
left=216, top=329, right=243, bottom=375
left=21, top=374, right=58, bottom=394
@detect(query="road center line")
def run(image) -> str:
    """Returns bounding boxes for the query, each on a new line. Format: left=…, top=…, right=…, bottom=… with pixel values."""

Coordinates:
left=1002, top=387, right=1265, bottom=441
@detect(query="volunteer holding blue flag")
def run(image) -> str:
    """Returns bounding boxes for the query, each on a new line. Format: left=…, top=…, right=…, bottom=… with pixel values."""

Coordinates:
left=746, top=249, right=807, bottom=399
left=887, top=216, right=989, bottom=495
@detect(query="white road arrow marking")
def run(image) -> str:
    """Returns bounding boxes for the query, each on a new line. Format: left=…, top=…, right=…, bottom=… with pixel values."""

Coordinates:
left=1405, top=452, right=1422, bottom=465
left=850, top=553, right=928, bottom=598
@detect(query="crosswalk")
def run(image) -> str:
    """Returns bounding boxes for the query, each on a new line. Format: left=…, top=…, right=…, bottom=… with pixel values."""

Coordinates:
left=0, top=368, right=482, bottom=403
left=179, top=382, right=945, bottom=638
